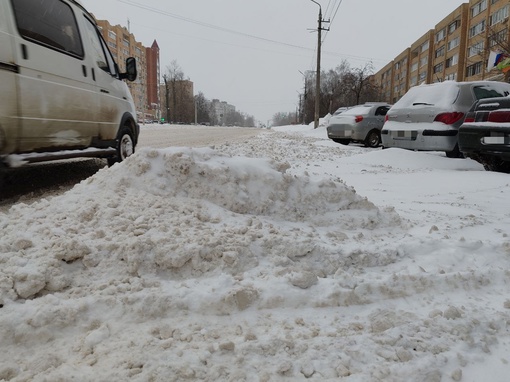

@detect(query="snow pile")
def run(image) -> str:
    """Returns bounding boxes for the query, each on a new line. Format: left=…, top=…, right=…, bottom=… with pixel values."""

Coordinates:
left=1, top=125, right=510, bottom=381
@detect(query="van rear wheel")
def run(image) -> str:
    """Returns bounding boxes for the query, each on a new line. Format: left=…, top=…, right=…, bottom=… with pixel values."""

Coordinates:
left=108, top=127, right=135, bottom=166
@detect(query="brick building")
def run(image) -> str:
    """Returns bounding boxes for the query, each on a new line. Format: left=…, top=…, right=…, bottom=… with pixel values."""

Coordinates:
left=145, top=40, right=160, bottom=121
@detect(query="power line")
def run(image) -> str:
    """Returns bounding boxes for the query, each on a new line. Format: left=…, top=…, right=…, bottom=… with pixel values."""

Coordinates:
left=114, top=0, right=387, bottom=63
left=116, top=0, right=313, bottom=52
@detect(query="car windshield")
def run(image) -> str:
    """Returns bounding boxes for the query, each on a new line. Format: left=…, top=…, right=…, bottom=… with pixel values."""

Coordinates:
left=341, top=106, right=372, bottom=116
left=393, top=82, right=460, bottom=109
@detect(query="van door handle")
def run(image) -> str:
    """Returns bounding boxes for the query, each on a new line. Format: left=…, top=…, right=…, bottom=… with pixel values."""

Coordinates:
left=100, top=89, right=110, bottom=94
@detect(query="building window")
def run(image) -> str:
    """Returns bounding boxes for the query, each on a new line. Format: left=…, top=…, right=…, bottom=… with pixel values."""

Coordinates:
left=108, top=31, right=116, bottom=40
left=445, top=72, right=457, bottom=81
left=434, top=63, right=444, bottom=73
left=471, top=0, right=487, bottom=18
left=435, top=46, right=445, bottom=58
left=469, top=20, right=486, bottom=38
left=448, top=20, right=459, bottom=34
left=410, top=76, right=418, bottom=86
left=421, top=41, right=430, bottom=52
left=411, top=62, right=418, bottom=72
left=446, top=54, right=459, bottom=68
left=108, top=41, right=117, bottom=49
left=489, top=27, right=508, bottom=47
left=490, top=5, right=509, bottom=26
left=466, top=62, right=483, bottom=77
left=435, top=28, right=446, bottom=42
left=123, top=39, right=129, bottom=47
left=447, top=36, right=460, bottom=51
left=468, top=41, right=484, bottom=57
left=419, top=71, right=427, bottom=81
left=420, top=56, right=428, bottom=67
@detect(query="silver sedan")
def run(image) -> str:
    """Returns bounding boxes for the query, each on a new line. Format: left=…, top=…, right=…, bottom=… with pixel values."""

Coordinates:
left=327, top=103, right=391, bottom=148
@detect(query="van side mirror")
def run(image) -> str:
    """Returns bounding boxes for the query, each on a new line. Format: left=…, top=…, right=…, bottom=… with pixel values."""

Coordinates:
left=120, top=57, right=137, bottom=81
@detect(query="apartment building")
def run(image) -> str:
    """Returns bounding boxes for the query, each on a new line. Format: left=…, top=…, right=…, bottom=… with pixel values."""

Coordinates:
left=374, top=0, right=510, bottom=103
left=210, top=99, right=236, bottom=126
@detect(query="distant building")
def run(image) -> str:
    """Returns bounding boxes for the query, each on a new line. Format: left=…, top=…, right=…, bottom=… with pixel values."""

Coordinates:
left=373, top=0, right=510, bottom=104
left=146, top=40, right=160, bottom=120
left=210, top=99, right=236, bottom=125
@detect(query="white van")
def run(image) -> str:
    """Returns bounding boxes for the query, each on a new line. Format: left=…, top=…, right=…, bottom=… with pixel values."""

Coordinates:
left=0, top=0, right=139, bottom=168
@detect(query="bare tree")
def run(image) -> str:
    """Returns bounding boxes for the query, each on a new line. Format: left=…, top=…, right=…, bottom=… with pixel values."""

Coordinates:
left=194, top=92, right=210, bottom=124
left=162, top=61, right=194, bottom=123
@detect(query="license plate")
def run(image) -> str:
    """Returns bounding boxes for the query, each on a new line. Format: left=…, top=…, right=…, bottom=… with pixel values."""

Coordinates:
left=482, top=135, right=510, bottom=144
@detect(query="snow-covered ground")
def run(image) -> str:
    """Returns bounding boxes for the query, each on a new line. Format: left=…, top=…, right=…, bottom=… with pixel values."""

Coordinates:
left=1, top=123, right=510, bottom=381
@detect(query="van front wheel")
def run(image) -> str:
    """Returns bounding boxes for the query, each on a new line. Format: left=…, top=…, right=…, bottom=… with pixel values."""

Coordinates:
left=108, top=127, right=135, bottom=166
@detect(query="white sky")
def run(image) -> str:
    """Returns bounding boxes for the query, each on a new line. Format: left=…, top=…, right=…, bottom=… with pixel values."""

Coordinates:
left=80, top=0, right=463, bottom=123
left=2, top=122, right=510, bottom=380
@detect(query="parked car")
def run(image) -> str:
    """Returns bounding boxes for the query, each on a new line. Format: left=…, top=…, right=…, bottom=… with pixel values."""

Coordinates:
left=0, top=0, right=139, bottom=169
left=459, top=96, right=510, bottom=173
left=381, top=81, right=510, bottom=158
left=327, top=103, right=391, bottom=148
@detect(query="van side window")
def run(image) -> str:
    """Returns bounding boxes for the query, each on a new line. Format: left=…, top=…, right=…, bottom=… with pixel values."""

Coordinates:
left=83, top=18, right=117, bottom=76
left=12, top=0, right=84, bottom=58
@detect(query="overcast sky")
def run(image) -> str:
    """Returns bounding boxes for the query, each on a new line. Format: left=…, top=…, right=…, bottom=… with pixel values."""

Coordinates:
left=80, top=0, right=463, bottom=123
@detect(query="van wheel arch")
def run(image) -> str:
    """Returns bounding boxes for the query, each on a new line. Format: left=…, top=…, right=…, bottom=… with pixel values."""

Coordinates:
left=107, top=115, right=138, bottom=166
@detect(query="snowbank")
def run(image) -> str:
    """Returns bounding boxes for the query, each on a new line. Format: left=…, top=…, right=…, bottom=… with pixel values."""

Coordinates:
left=1, top=125, right=510, bottom=381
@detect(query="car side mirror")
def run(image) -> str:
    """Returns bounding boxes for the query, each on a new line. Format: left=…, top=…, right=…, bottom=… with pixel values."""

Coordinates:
left=120, top=57, right=137, bottom=81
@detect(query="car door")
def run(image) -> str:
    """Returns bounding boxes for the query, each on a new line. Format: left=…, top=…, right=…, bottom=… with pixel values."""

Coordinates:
left=11, top=0, right=98, bottom=153
left=80, top=16, right=134, bottom=141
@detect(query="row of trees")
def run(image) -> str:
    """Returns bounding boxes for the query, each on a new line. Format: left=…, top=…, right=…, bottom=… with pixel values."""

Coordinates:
left=275, top=60, right=380, bottom=127
left=161, top=61, right=255, bottom=127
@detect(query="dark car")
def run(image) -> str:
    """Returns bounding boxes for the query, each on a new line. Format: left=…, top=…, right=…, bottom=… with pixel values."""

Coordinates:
left=458, top=96, right=510, bottom=173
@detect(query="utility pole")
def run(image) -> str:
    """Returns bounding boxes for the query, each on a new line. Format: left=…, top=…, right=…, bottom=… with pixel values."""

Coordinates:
left=310, top=1, right=329, bottom=129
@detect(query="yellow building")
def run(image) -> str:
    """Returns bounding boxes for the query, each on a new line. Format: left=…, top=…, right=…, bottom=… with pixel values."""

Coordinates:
left=374, top=0, right=510, bottom=103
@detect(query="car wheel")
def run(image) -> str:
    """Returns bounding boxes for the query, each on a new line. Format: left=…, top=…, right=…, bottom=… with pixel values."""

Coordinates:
left=108, top=126, right=135, bottom=166
left=364, top=129, right=381, bottom=148
left=445, top=144, right=464, bottom=158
